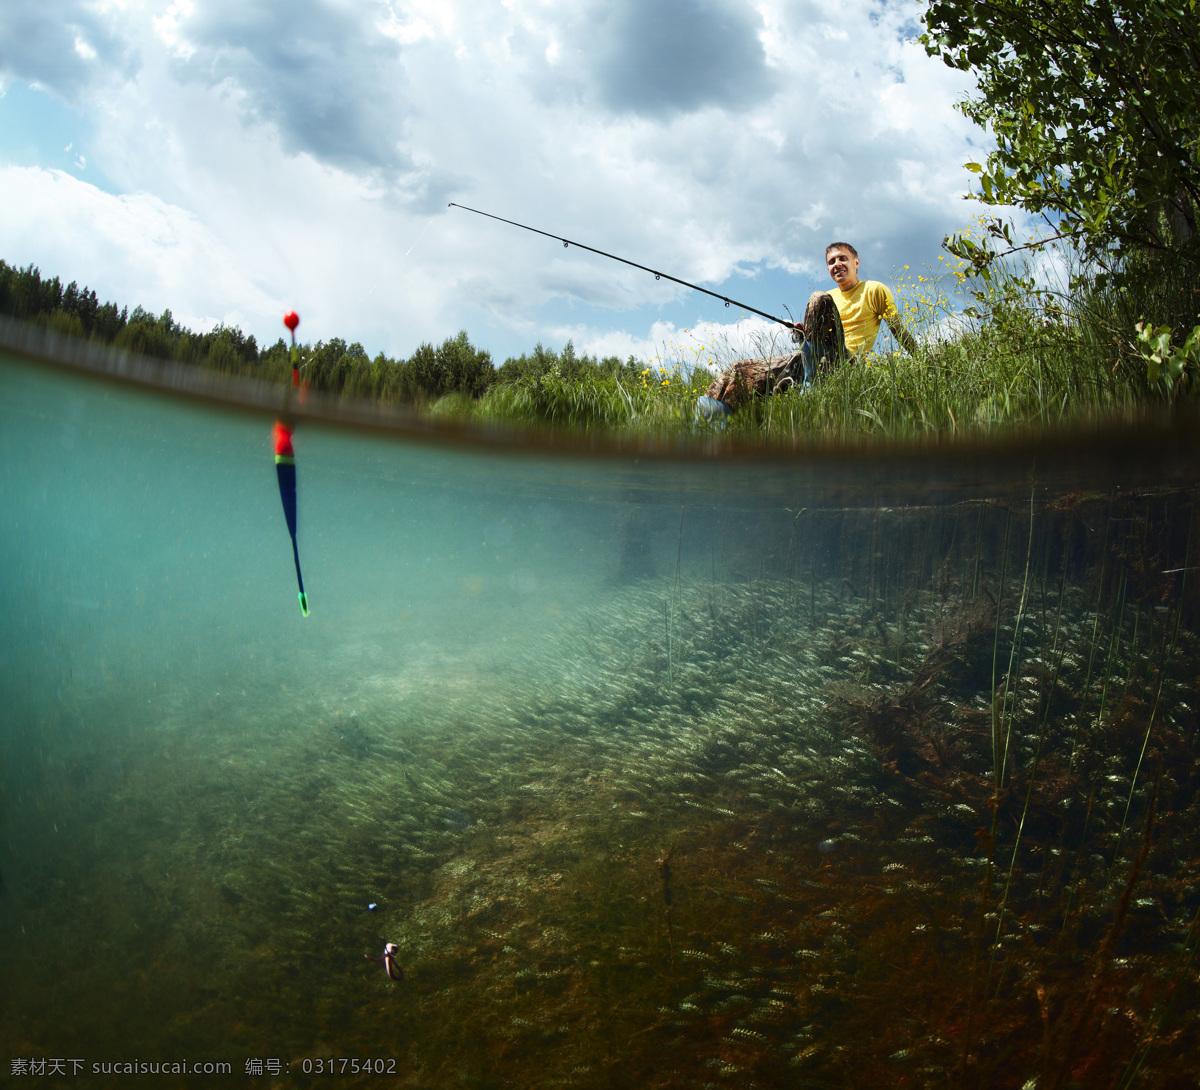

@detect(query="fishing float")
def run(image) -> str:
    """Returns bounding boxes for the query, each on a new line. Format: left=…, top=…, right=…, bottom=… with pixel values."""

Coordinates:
left=275, top=310, right=309, bottom=616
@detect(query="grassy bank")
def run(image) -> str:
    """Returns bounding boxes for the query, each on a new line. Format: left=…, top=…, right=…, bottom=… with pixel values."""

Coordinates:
left=452, top=255, right=1199, bottom=443
left=5, top=247, right=1197, bottom=444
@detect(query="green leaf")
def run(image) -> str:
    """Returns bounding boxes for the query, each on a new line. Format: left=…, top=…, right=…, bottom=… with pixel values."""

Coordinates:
left=924, top=0, right=1200, bottom=275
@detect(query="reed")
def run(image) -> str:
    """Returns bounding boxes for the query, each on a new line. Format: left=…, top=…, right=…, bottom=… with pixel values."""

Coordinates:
left=991, top=551, right=1069, bottom=995
left=1070, top=514, right=1111, bottom=770
left=1120, top=901, right=1200, bottom=1088
left=1112, top=552, right=1189, bottom=870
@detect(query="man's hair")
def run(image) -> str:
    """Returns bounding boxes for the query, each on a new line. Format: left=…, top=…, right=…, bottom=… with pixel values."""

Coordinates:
left=825, top=242, right=858, bottom=258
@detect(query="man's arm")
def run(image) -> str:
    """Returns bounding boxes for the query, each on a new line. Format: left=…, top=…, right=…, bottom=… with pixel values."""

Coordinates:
left=887, top=316, right=919, bottom=356
left=872, top=283, right=919, bottom=356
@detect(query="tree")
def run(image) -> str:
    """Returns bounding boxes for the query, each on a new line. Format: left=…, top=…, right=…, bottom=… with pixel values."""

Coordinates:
left=437, top=330, right=494, bottom=398
left=921, top=0, right=1200, bottom=285
left=113, top=308, right=181, bottom=360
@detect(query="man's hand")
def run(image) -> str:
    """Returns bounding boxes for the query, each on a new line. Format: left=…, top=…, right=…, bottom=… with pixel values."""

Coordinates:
left=783, top=319, right=806, bottom=344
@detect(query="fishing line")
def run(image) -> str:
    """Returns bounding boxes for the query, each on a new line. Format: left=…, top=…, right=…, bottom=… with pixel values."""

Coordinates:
left=405, top=217, right=435, bottom=258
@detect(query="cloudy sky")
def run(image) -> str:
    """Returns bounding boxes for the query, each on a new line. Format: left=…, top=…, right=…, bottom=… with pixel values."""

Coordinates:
left=0, top=0, right=986, bottom=365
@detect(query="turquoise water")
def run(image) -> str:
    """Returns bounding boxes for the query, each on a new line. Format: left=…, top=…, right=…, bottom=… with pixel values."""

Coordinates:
left=2, top=348, right=1198, bottom=1088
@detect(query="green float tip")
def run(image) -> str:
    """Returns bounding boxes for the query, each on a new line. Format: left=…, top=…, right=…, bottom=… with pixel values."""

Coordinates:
left=298, top=591, right=310, bottom=617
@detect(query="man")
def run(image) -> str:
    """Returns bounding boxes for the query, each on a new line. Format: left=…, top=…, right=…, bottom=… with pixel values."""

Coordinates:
left=791, top=241, right=918, bottom=385
left=696, top=242, right=917, bottom=420
left=821, top=241, right=918, bottom=359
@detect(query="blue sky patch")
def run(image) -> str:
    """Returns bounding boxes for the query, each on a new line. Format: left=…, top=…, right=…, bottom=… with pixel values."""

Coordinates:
left=0, top=82, right=117, bottom=194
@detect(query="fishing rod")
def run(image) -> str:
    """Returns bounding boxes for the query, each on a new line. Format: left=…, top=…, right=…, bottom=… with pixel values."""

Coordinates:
left=448, top=203, right=803, bottom=333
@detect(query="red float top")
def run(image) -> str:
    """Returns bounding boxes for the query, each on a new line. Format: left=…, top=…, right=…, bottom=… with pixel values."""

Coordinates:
left=273, top=421, right=294, bottom=458
left=283, top=310, right=300, bottom=332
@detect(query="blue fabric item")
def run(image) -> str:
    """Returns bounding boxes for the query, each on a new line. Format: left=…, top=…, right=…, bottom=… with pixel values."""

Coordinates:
left=800, top=339, right=839, bottom=384
left=694, top=395, right=732, bottom=421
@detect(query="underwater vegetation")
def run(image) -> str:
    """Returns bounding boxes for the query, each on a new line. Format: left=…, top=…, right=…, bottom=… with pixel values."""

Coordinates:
left=2, top=484, right=1198, bottom=1089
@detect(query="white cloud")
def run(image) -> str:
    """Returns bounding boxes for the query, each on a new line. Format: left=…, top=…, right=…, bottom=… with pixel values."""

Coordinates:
left=0, top=164, right=276, bottom=332
left=153, top=0, right=198, bottom=59
left=0, top=0, right=983, bottom=363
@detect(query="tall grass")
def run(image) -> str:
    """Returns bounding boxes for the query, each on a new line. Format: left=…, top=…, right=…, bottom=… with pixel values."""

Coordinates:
left=451, top=247, right=1197, bottom=442
left=477, top=359, right=713, bottom=432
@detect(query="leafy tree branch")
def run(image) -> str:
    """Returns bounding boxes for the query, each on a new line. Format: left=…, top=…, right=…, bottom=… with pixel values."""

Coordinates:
left=922, top=0, right=1200, bottom=288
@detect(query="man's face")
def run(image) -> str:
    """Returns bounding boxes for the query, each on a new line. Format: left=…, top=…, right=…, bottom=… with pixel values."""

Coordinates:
left=826, top=247, right=860, bottom=291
